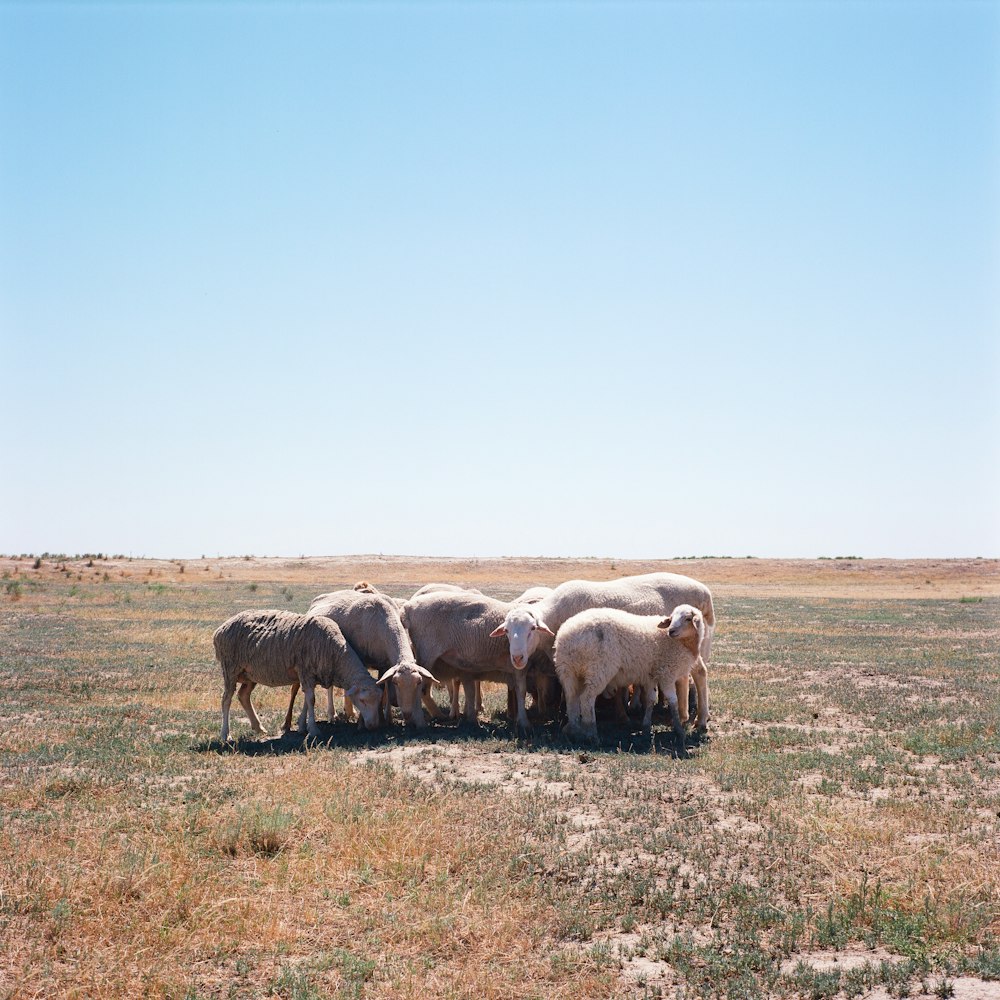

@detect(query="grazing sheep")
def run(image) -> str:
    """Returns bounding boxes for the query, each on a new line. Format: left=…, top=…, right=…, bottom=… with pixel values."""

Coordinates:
left=554, top=604, right=708, bottom=747
left=284, top=589, right=442, bottom=730
left=214, top=610, right=382, bottom=742
left=402, top=590, right=533, bottom=734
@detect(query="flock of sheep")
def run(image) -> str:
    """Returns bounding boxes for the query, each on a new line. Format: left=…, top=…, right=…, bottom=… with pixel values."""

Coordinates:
left=214, top=570, right=715, bottom=747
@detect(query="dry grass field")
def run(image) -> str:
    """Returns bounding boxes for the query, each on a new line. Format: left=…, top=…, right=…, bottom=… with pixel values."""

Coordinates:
left=1, top=554, right=998, bottom=999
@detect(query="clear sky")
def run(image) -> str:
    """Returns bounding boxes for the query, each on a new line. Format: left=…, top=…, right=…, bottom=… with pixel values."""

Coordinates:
left=2, top=1, right=998, bottom=560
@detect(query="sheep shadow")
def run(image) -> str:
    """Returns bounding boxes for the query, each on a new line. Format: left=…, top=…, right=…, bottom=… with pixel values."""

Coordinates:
left=193, top=706, right=709, bottom=759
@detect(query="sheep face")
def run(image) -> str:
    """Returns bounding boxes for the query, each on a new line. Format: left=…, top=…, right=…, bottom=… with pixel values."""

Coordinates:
left=378, top=663, right=439, bottom=729
left=348, top=684, right=382, bottom=730
left=490, top=607, right=555, bottom=670
left=658, top=605, right=705, bottom=649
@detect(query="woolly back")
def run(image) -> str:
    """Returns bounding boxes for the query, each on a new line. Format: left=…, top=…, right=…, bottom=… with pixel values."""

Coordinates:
left=309, top=589, right=413, bottom=666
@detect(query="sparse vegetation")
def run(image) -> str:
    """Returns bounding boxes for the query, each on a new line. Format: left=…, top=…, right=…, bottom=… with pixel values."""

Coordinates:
left=0, top=555, right=996, bottom=998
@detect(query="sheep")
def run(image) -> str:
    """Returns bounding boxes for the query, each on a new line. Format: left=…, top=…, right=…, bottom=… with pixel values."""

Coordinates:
left=283, top=589, right=442, bottom=731
left=402, top=590, right=533, bottom=734
left=405, top=582, right=486, bottom=714
left=214, top=610, right=382, bottom=742
left=506, top=585, right=559, bottom=719
left=554, top=604, right=709, bottom=747
left=511, top=586, right=554, bottom=606
left=490, top=571, right=715, bottom=718
left=409, top=582, right=483, bottom=599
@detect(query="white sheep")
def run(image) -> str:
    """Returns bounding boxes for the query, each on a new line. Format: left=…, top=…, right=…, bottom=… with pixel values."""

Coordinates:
left=554, top=604, right=709, bottom=746
left=214, top=610, right=382, bottom=742
left=406, top=582, right=485, bottom=715
left=402, top=590, right=533, bottom=734
left=298, top=589, right=442, bottom=730
left=511, top=585, right=554, bottom=605
left=490, top=571, right=714, bottom=718
left=409, top=582, right=484, bottom=598
left=505, top=585, right=559, bottom=719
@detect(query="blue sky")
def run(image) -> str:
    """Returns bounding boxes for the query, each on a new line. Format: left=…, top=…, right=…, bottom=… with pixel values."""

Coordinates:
left=2, top=1, right=997, bottom=559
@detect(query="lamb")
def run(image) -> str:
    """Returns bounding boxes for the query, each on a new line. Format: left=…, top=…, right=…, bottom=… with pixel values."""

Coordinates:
left=402, top=590, right=533, bottom=734
left=286, top=589, right=441, bottom=730
left=490, top=572, right=715, bottom=721
left=554, top=604, right=709, bottom=747
left=214, top=610, right=382, bottom=742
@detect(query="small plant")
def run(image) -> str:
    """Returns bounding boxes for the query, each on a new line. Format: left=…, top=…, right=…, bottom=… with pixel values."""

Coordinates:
left=33, top=557, right=42, bottom=569
left=5, top=580, right=22, bottom=600
left=248, top=583, right=258, bottom=592
left=215, top=805, right=296, bottom=858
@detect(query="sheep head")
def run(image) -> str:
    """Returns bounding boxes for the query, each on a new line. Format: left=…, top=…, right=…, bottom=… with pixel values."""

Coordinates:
left=347, top=684, right=383, bottom=730
left=490, top=606, right=555, bottom=670
left=377, top=662, right=440, bottom=729
left=658, top=604, right=705, bottom=657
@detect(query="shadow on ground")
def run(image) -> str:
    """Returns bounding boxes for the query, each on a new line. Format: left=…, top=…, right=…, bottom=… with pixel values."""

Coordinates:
left=193, top=705, right=707, bottom=759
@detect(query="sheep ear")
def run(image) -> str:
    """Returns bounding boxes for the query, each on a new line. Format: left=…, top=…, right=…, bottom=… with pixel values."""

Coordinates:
left=417, top=665, right=443, bottom=687
left=489, top=624, right=508, bottom=638
left=657, top=618, right=671, bottom=629
left=533, top=620, right=556, bottom=637
left=377, top=666, right=399, bottom=686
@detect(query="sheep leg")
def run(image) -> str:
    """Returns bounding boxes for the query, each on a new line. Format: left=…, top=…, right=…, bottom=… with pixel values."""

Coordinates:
left=327, top=686, right=337, bottom=722
left=560, top=676, right=581, bottom=736
left=512, top=669, right=532, bottom=736
left=462, top=677, right=479, bottom=724
left=282, top=681, right=300, bottom=733
left=691, top=657, right=709, bottom=730
left=301, top=680, right=322, bottom=739
left=343, top=691, right=356, bottom=721
left=506, top=685, right=517, bottom=721
left=675, top=675, right=690, bottom=728
left=579, top=690, right=599, bottom=745
left=664, top=690, right=686, bottom=750
left=447, top=678, right=462, bottom=719
left=422, top=684, right=445, bottom=719
left=237, top=681, right=267, bottom=736
left=614, top=687, right=629, bottom=723
left=641, top=682, right=657, bottom=731
left=534, top=674, right=556, bottom=719
left=220, top=678, right=237, bottom=742
left=475, top=681, right=483, bottom=714
left=629, top=685, right=643, bottom=714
